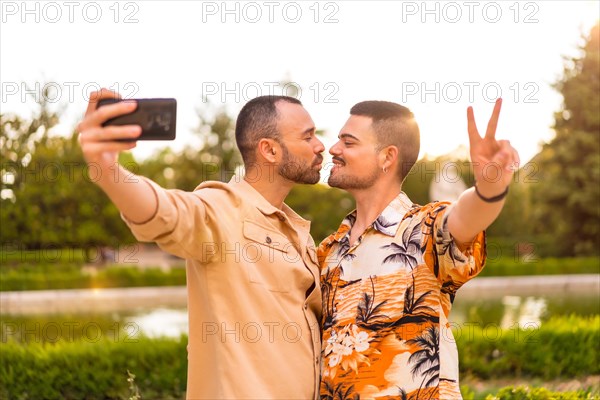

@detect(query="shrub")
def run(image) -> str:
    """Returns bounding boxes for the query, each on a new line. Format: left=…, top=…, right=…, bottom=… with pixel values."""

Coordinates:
left=1, top=337, right=187, bottom=399
left=484, top=385, right=597, bottom=400
left=458, top=316, right=600, bottom=379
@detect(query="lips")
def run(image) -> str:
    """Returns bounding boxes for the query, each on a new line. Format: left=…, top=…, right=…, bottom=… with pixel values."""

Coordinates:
left=313, top=155, right=324, bottom=167
left=332, top=157, right=345, bottom=167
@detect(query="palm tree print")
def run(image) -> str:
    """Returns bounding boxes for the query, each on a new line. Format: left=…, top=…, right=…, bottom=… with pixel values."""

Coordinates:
left=435, top=225, right=467, bottom=264
left=396, top=387, right=408, bottom=400
left=336, top=235, right=356, bottom=261
left=441, top=280, right=463, bottom=303
left=322, top=267, right=339, bottom=330
left=321, top=381, right=359, bottom=400
left=356, top=276, right=389, bottom=328
left=407, top=326, right=440, bottom=399
left=403, top=277, right=435, bottom=316
left=373, top=214, right=398, bottom=236
left=381, top=223, right=422, bottom=270
left=359, top=277, right=439, bottom=333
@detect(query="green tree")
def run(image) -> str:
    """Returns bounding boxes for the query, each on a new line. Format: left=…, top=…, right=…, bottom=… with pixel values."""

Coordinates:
left=1, top=87, right=62, bottom=204
left=138, top=100, right=242, bottom=190
left=532, top=23, right=600, bottom=256
left=286, top=184, right=354, bottom=244
left=1, top=86, right=135, bottom=249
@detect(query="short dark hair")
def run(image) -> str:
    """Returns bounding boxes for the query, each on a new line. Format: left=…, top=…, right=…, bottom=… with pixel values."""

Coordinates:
left=235, top=95, right=302, bottom=165
left=350, top=101, right=420, bottom=182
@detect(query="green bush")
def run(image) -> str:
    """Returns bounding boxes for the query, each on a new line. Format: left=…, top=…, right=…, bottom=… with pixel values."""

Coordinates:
left=479, top=256, right=600, bottom=277
left=484, top=385, right=597, bottom=400
left=458, top=316, right=600, bottom=379
left=1, top=314, right=137, bottom=344
left=1, top=337, right=187, bottom=399
left=2, top=316, right=598, bottom=398
left=0, top=265, right=186, bottom=291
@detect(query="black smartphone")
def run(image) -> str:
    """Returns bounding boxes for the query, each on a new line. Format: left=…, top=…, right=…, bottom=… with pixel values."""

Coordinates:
left=96, top=98, right=177, bottom=141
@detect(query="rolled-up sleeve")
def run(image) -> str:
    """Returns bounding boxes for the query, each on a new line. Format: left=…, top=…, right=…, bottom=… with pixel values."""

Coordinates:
left=423, top=202, right=487, bottom=293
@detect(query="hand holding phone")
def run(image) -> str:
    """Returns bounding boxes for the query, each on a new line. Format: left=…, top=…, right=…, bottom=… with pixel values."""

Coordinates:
left=96, top=98, right=177, bottom=141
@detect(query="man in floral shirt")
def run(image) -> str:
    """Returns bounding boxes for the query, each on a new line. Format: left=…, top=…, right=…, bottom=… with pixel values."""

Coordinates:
left=319, top=99, right=519, bottom=399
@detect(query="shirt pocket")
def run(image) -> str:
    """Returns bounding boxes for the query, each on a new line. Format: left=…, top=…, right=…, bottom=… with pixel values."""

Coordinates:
left=242, top=220, right=296, bottom=293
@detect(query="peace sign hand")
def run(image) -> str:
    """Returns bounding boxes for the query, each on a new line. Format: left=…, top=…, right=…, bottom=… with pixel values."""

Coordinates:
left=467, top=98, right=520, bottom=197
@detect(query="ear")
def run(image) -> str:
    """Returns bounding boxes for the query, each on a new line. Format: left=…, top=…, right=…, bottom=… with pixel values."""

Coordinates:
left=257, top=138, right=279, bottom=163
left=379, top=145, right=399, bottom=172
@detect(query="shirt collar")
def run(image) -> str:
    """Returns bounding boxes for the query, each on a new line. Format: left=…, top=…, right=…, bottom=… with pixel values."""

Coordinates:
left=332, top=191, right=415, bottom=241
left=228, top=176, right=310, bottom=229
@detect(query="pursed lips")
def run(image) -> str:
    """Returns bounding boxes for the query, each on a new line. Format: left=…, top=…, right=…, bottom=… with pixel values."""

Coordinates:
left=313, top=155, right=324, bottom=167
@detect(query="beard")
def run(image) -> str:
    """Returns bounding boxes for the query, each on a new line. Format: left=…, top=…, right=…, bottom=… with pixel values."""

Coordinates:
left=278, top=143, right=322, bottom=184
left=328, top=160, right=380, bottom=190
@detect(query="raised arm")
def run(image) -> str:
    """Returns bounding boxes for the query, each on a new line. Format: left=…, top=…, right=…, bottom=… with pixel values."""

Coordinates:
left=77, top=89, right=156, bottom=224
left=447, top=98, right=520, bottom=245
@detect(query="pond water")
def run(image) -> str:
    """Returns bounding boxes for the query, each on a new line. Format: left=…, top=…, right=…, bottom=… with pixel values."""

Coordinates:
left=2, top=290, right=597, bottom=343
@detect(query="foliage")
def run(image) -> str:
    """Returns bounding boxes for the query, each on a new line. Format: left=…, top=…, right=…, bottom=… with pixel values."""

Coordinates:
left=531, top=23, right=600, bottom=256
left=1, top=313, right=139, bottom=344
left=0, top=132, right=137, bottom=248
left=1, top=316, right=598, bottom=399
left=1, top=336, right=187, bottom=400
left=484, top=386, right=597, bottom=400
left=286, top=183, right=355, bottom=243
left=138, top=101, right=242, bottom=191
left=478, top=256, right=600, bottom=277
left=457, top=315, right=600, bottom=380
left=0, top=264, right=186, bottom=291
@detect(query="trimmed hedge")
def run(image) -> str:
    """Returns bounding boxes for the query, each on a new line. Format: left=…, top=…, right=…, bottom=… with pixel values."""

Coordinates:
left=1, top=337, right=187, bottom=400
left=483, top=386, right=597, bottom=400
left=457, top=316, right=600, bottom=379
left=0, top=265, right=186, bottom=291
left=1, top=316, right=598, bottom=399
left=479, top=256, right=600, bottom=277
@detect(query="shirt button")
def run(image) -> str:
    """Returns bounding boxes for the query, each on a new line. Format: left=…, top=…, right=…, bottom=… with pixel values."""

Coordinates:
left=278, top=215, right=286, bottom=221
left=315, top=357, right=319, bottom=364
left=304, top=304, right=308, bottom=310
left=265, top=236, right=272, bottom=244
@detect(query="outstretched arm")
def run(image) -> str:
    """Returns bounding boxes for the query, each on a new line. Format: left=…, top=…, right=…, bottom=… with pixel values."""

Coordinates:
left=447, top=98, right=520, bottom=245
left=77, top=89, right=156, bottom=223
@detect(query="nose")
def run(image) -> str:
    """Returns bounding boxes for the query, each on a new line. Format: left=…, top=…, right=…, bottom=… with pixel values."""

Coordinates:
left=329, top=141, right=341, bottom=156
left=314, top=137, right=325, bottom=154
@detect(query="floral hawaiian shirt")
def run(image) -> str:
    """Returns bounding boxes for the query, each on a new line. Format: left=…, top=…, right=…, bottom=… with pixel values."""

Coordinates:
left=318, top=192, right=487, bottom=399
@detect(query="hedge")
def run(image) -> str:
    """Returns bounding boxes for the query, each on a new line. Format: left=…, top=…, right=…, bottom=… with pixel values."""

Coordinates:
left=0, top=265, right=186, bottom=291
left=457, top=316, right=600, bottom=379
left=2, top=316, right=598, bottom=399
left=479, top=256, right=600, bottom=277
left=482, top=386, right=598, bottom=400
left=1, top=337, right=187, bottom=399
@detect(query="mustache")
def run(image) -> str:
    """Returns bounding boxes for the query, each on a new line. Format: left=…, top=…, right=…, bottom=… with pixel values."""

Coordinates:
left=332, top=156, right=345, bottom=165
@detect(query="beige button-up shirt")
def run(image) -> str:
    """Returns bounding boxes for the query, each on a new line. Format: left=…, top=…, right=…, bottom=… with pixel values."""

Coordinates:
left=123, top=177, right=322, bottom=399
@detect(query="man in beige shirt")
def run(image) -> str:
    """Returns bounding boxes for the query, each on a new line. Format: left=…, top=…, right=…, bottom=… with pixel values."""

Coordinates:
left=77, top=90, right=325, bottom=399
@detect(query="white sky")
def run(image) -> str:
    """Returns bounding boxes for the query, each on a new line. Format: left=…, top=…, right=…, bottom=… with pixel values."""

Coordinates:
left=1, top=0, right=599, bottom=164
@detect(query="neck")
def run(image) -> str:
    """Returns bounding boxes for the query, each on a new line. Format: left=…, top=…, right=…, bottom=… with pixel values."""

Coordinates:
left=244, top=164, right=294, bottom=209
left=351, top=178, right=402, bottom=229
